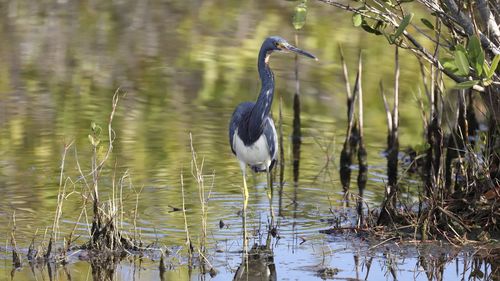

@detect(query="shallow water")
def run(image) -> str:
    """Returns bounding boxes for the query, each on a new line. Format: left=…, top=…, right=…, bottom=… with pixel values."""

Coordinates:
left=0, top=0, right=497, bottom=280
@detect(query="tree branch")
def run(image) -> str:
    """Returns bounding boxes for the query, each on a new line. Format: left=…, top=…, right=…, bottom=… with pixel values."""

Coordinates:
left=441, top=0, right=500, bottom=55
left=476, top=0, right=500, bottom=45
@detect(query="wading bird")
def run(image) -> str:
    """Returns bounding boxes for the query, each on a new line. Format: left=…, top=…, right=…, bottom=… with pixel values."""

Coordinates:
left=229, top=36, right=317, bottom=226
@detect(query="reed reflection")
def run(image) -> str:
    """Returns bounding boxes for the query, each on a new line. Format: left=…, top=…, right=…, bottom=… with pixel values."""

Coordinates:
left=233, top=242, right=276, bottom=281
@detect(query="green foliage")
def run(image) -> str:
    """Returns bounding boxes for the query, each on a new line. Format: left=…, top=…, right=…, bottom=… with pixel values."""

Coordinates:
left=453, top=80, right=479, bottom=89
left=293, top=1, right=308, bottom=30
left=351, top=7, right=385, bottom=35
left=88, top=122, right=102, bottom=147
left=440, top=58, right=459, bottom=74
left=420, top=18, right=434, bottom=30
left=448, top=35, right=499, bottom=89
left=487, top=54, right=499, bottom=78
left=467, top=35, right=484, bottom=76
left=454, top=47, right=469, bottom=76
left=360, top=19, right=383, bottom=35
left=393, top=13, right=413, bottom=39
left=384, top=13, right=413, bottom=44
left=352, top=13, right=362, bottom=27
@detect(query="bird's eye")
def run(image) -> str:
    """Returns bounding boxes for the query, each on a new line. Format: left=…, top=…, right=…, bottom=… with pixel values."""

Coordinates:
left=275, top=42, right=281, bottom=48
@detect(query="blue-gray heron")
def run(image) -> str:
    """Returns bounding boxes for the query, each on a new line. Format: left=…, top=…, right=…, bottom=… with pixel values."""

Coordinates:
left=229, top=36, right=317, bottom=228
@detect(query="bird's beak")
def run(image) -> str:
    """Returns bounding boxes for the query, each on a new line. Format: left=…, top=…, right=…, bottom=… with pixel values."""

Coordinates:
left=282, top=43, right=318, bottom=61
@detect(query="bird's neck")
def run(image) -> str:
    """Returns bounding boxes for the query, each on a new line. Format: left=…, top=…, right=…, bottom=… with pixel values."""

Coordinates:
left=240, top=49, right=275, bottom=144
left=257, top=49, right=275, bottom=93
left=254, top=49, right=275, bottom=116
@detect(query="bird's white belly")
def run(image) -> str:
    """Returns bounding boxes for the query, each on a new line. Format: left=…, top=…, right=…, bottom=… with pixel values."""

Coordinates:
left=233, top=130, right=271, bottom=167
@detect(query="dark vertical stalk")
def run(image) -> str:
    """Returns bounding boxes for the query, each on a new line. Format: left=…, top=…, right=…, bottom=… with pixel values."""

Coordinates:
left=292, top=33, right=301, bottom=185
left=356, top=52, right=367, bottom=227
left=278, top=97, right=285, bottom=217
left=424, top=68, right=444, bottom=198
left=485, top=85, right=500, bottom=183
left=445, top=90, right=467, bottom=193
left=159, top=254, right=166, bottom=281
left=378, top=47, right=400, bottom=225
left=387, top=46, right=400, bottom=203
left=10, top=213, right=21, bottom=269
left=339, top=46, right=357, bottom=199
left=292, top=33, right=301, bottom=251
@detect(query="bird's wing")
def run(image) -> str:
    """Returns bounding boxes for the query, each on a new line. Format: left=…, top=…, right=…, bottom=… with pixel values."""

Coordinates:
left=229, top=102, right=254, bottom=155
left=263, top=116, right=278, bottom=163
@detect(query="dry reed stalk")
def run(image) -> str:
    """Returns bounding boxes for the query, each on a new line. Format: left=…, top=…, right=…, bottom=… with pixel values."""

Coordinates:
left=52, top=140, right=74, bottom=249
left=10, top=212, right=21, bottom=268
left=180, top=173, right=192, bottom=257
left=189, top=133, right=215, bottom=269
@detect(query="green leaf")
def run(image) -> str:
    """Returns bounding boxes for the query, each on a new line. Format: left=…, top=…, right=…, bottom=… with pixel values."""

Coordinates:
left=467, top=35, right=481, bottom=55
left=453, top=80, right=479, bottom=89
left=454, top=49, right=470, bottom=76
left=394, top=13, right=414, bottom=39
left=440, top=57, right=458, bottom=72
left=352, top=13, right=362, bottom=27
left=420, top=18, right=434, bottom=30
left=487, top=54, right=500, bottom=78
left=476, top=51, right=485, bottom=76
left=467, top=35, right=484, bottom=76
left=293, top=2, right=307, bottom=30
left=361, top=21, right=383, bottom=35
left=456, top=44, right=467, bottom=54
left=483, top=61, right=491, bottom=76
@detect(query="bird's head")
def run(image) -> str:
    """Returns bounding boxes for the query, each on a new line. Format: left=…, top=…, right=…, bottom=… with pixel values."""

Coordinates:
left=262, top=36, right=318, bottom=61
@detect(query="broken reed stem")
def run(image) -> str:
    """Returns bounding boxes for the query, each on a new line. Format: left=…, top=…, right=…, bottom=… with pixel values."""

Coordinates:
left=180, top=173, right=192, bottom=256
left=378, top=46, right=400, bottom=225
left=52, top=140, right=74, bottom=249
left=357, top=52, right=364, bottom=138
left=356, top=52, right=367, bottom=227
left=278, top=97, right=285, bottom=215
left=189, top=132, right=207, bottom=253
left=91, top=88, right=121, bottom=205
left=339, top=46, right=357, bottom=194
left=133, top=185, right=144, bottom=243
left=11, top=212, right=21, bottom=268
left=393, top=47, right=399, bottom=134
left=293, top=33, right=302, bottom=185
left=339, top=45, right=352, bottom=100
left=294, top=33, right=300, bottom=97
left=388, top=46, right=400, bottom=195
left=340, top=45, right=356, bottom=139
left=380, top=82, right=393, bottom=133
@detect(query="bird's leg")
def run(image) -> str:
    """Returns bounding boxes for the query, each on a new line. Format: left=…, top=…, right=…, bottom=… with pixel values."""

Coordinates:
left=266, top=167, right=275, bottom=230
left=240, top=164, right=249, bottom=253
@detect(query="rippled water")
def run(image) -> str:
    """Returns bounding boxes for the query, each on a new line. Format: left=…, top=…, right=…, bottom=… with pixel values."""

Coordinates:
left=0, top=0, right=497, bottom=280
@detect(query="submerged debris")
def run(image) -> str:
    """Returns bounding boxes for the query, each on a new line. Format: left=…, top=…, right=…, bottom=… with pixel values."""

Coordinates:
left=317, top=267, right=340, bottom=279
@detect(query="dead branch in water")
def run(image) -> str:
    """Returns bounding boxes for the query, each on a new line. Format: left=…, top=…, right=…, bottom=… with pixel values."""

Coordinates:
left=339, top=45, right=359, bottom=195
left=356, top=52, right=367, bottom=227
left=11, top=212, right=21, bottom=268
left=378, top=46, right=400, bottom=226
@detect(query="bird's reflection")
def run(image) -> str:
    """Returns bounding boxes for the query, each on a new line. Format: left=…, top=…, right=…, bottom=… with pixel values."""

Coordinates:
left=233, top=243, right=276, bottom=281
